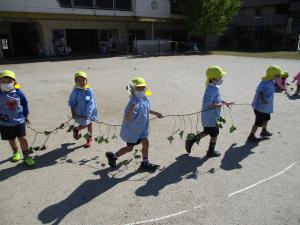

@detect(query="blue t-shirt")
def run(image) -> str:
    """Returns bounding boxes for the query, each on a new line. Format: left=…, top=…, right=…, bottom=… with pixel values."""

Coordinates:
left=252, top=80, right=274, bottom=114
left=201, top=84, right=222, bottom=127
left=120, top=95, right=150, bottom=143
left=0, top=89, right=28, bottom=126
left=68, top=87, right=98, bottom=121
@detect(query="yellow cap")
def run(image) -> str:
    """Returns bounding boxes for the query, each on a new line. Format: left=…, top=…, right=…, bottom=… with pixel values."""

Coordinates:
left=131, top=77, right=147, bottom=87
left=0, top=70, right=16, bottom=80
left=74, top=71, right=88, bottom=80
left=281, top=71, right=289, bottom=78
left=262, top=65, right=284, bottom=81
left=205, top=66, right=226, bottom=86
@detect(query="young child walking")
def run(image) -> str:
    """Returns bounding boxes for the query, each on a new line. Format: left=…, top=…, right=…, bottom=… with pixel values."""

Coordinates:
left=247, top=65, right=283, bottom=142
left=68, top=71, right=98, bottom=148
left=106, top=77, right=163, bottom=172
left=0, top=70, right=36, bottom=166
left=185, top=66, right=233, bottom=157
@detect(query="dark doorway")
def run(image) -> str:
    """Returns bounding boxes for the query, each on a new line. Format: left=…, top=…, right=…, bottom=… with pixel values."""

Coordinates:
left=128, top=29, right=146, bottom=53
left=10, top=22, right=41, bottom=57
left=66, top=29, right=98, bottom=54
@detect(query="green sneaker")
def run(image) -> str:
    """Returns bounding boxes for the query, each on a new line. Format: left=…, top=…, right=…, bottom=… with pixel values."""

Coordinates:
left=24, top=156, right=36, bottom=167
left=11, top=152, right=21, bottom=162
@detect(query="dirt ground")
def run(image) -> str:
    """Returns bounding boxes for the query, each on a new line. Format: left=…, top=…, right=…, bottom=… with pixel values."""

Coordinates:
left=0, top=55, right=299, bottom=225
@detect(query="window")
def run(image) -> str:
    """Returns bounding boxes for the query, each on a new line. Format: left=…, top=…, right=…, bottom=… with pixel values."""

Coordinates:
left=74, top=0, right=94, bottom=8
left=57, top=0, right=72, bottom=7
left=115, top=0, right=131, bottom=11
left=96, top=0, right=114, bottom=9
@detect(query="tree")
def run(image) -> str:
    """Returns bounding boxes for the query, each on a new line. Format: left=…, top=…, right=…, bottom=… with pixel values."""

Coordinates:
left=177, top=0, right=241, bottom=38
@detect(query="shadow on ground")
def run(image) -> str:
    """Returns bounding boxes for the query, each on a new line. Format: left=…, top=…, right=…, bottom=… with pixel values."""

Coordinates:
left=38, top=160, right=138, bottom=225
left=135, top=154, right=209, bottom=197
left=220, top=138, right=269, bottom=171
left=0, top=143, right=82, bottom=182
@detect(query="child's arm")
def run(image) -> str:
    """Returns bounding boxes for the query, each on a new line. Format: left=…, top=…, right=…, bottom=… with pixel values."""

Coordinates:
left=221, top=100, right=234, bottom=108
left=125, top=104, right=136, bottom=121
left=259, top=91, right=268, bottom=104
left=150, top=110, right=163, bottom=118
left=17, top=90, right=30, bottom=124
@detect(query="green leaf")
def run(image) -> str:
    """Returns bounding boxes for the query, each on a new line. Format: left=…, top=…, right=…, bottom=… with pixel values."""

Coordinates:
left=111, top=134, right=118, bottom=139
left=104, top=138, right=109, bottom=144
left=94, top=137, right=99, bottom=142
left=179, top=130, right=184, bottom=139
left=98, top=136, right=104, bottom=144
left=186, top=133, right=195, bottom=141
left=59, top=123, right=65, bottom=129
left=33, top=147, right=40, bottom=151
left=229, top=125, right=237, bottom=133
left=83, top=133, right=90, bottom=140
left=40, top=145, right=47, bottom=150
left=167, top=135, right=174, bottom=144
left=67, top=125, right=74, bottom=132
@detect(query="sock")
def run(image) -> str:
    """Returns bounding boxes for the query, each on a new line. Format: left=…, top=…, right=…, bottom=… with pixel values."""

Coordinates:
left=208, top=142, right=216, bottom=152
left=262, top=128, right=267, bottom=132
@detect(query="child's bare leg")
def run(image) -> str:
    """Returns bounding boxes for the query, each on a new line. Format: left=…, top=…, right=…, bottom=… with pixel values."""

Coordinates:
left=262, top=121, right=268, bottom=131
left=17, top=136, right=30, bottom=155
left=250, top=124, right=259, bottom=136
left=8, top=139, right=19, bottom=153
left=141, top=139, right=149, bottom=161
left=116, top=145, right=134, bottom=157
left=87, top=123, right=93, bottom=137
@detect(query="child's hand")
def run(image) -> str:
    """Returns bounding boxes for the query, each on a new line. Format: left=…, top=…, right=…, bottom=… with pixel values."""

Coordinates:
left=156, top=113, right=163, bottom=118
left=224, top=102, right=234, bottom=108
left=130, top=104, right=137, bottom=112
left=25, top=118, right=31, bottom=125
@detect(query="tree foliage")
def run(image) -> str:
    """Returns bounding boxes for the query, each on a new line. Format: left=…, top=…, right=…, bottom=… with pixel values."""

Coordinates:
left=177, top=0, right=241, bottom=37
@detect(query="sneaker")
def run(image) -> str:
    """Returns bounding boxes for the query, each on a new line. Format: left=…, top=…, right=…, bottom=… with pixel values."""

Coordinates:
left=138, top=162, right=158, bottom=173
left=24, top=156, right=36, bottom=167
left=73, top=127, right=82, bottom=140
left=260, top=130, right=273, bottom=137
left=206, top=150, right=221, bottom=158
left=11, top=152, right=21, bottom=162
left=106, top=152, right=117, bottom=168
left=247, top=135, right=260, bottom=142
left=84, top=138, right=93, bottom=148
left=185, top=139, right=194, bottom=154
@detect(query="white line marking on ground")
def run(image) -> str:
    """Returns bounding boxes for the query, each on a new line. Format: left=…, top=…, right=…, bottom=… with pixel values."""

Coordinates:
left=228, top=162, right=295, bottom=198
left=123, top=162, right=295, bottom=225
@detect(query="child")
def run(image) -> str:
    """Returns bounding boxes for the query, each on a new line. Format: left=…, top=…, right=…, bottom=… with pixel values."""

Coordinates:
left=247, top=65, right=283, bottom=142
left=68, top=71, right=98, bottom=148
left=185, top=66, right=233, bottom=157
left=0, top=70, right=36, bottom=166
left=292, top=71, right=300, bottom=95
left=105, top=77, right=163, bottom=172
left=274, top=71, right=288, bottom=91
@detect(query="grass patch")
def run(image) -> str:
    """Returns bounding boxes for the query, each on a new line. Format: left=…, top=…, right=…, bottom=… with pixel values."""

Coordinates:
left=210, top=51, right=300, bottom=60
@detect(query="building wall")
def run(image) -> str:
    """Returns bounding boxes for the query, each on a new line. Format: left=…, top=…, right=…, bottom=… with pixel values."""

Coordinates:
left=0, top=0, right=173, bottom=18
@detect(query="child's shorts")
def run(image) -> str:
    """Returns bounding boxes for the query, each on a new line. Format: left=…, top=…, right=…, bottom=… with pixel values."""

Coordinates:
left=203, top=127, right=219, bottom=138
left=127, top=138, right=148, bottom=147
left=254, top=110, right=271, bottom=127
left=0, top=123, right=26, bottom=140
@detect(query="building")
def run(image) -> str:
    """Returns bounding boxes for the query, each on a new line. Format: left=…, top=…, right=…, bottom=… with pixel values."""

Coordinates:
left=0, top=0, right=186, bottom=59
left=220, top=0, right=300, bottom=50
